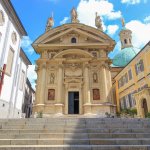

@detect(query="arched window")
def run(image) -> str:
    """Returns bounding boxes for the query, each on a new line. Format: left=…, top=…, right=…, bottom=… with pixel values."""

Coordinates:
left=124, top=39, right=127, bottom=44
left=0, top=10, right=5, bottom=26
left=71, top=37, right=76, bottom=43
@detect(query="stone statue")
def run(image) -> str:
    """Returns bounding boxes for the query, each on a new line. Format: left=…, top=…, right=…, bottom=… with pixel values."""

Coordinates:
left=93, top=72, right=98, bottom=83
left=121, top=18, right=125, bottom=27
left=71, top=7, right=79, bottom=23
left=95, top=12, right=103, bottom=31
left=46, top=15, right=54, bottom=32
left=50, top=73, right=55, bottom=84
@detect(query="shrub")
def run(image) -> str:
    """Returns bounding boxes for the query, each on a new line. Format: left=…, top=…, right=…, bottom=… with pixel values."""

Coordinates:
left=37, top=111, right=43, bottom=118
left=145, top=112, right=150, bottom=118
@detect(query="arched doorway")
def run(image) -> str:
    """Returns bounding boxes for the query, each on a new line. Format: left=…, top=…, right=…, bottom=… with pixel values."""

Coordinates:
left=142, top=99, right=148, bottom=117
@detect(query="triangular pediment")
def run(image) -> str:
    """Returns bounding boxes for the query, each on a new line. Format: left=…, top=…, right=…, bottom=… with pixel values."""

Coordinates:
left=33, top=24, right=114, bottom=45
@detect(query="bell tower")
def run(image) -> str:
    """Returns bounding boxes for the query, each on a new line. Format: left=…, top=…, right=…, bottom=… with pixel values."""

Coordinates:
left=119, top=18, right=133, bottom=49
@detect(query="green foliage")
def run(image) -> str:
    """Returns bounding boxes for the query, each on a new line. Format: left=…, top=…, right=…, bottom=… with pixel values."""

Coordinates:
left=120, top=108, right=137, bottom=118
left=145, top=112, right=150, bottom=118
left=37, top=111, right=43, bottom=118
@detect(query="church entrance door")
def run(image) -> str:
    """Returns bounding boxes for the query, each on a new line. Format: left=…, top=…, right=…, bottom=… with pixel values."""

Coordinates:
left=68, top=92, right=79, bottom=114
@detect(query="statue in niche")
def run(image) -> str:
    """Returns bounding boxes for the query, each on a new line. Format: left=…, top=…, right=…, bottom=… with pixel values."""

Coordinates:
left=48, top=89, right=55, bottom=100
left=49, top=73, right=55, bottom=84
left=93, top=72, right=98, bottom=83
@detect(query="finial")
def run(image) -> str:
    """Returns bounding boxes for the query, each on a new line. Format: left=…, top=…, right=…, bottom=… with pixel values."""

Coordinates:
left=121, top=18, right=125, bottom=27
left=95, top=12, right=103, bottom=31
left=71, top=7, right=79, bottom=23
left=46, top=12, right=54, bottom=32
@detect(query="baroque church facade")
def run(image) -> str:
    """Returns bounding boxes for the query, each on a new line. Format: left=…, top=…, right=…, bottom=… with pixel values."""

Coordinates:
left=32, top=8, right=116, bottom=116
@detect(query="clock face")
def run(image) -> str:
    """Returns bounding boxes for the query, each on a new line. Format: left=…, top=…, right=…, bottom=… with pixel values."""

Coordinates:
left=11, top=32, right=17, bottom=45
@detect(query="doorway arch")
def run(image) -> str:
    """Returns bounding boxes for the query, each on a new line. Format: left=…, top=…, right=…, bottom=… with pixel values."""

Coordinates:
left=141, top=98, right=148, bottom=118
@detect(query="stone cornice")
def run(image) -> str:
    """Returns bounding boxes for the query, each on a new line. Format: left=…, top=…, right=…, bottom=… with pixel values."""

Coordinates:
left=33, top=43, right=114, bottom=53
left=1, top=0, right=27, bottom=36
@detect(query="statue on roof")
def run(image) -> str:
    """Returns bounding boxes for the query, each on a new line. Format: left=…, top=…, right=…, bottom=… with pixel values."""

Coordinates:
left=46, top=13, right=54, bottom=32
left=71, top=7, right=79, bottom=23
left=95, top=12, right=103, bottom=31
left=121, top=18, right=125, bottom=27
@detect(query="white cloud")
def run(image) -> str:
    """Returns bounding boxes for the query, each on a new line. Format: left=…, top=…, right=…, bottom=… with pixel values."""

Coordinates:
left=60, top=17, right=69, bottom=25
left=27, top=65, right=37, bottom=90
left=144, top=15, right=150, bottom=23
left=126, top=20, right=150, bottom=48
left=107, top=25, right=119, bottom=36
left=121, top=0, right=147, bottom=4
left=21, top=36, right=34, bottom=55
left=77, top=0, right=121, bottom=30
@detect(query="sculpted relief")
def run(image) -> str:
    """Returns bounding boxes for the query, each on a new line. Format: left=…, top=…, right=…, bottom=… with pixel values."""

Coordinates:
left=64, top=63, right=82, bottom=77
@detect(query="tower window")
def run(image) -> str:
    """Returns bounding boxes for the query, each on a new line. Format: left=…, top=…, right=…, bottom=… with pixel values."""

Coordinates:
left=124, top=39, right=127, bottom=44
left=71, top=37, right=76, bottom=43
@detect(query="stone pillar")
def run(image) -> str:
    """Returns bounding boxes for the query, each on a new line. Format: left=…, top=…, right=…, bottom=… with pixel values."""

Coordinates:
left=55, top=63, right=64, bottom=114
left=107, top=67, right=113, bottom=103
left=57, top=64, right=63, bottom=103
left=39, top=62, right=47, bottom=104
left=84, top=64, right=90, bottom=104
left=101, top=64, right=108, bottom=102
left=83, top=63, right=91, bottom=114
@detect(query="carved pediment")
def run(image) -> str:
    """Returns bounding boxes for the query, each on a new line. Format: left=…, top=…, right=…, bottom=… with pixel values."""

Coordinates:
left=33, top=24, right=116, bottom=53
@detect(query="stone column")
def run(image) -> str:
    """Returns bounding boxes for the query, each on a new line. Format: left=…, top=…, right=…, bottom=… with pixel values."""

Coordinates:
left=84, top=64, right=90, bottom=104
left=55, top=63, right=64, bottom=114
left=57, top=64, right=63, bottom=103
left=83, top=63, right=91, bottom=114
left=39, top=62, right=47, bottom=104
left=101, top=64, right=108, bottom=102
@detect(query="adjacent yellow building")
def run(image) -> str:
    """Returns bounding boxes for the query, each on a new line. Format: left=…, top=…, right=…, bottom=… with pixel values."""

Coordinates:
left=114, top=41, right=150, bottom=118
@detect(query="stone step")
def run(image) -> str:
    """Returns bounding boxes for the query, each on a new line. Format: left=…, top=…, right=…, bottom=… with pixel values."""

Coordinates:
left=0, top=145, right=150, bottom=150
left=0, top=139, right=150, bottom=145
left=0, top=128, right=150, bottom=134
left=0, top=133, right=150, bottom=139
left=2, top=125, right=150, bottom=130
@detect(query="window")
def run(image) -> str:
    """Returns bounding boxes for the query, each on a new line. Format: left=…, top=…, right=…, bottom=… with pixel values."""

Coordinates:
left=135, top=59, right=144, bottom=75
left=71, top=37, right=76, bottom=43
left=5, top=48, right=14, bottom=75
left=0, top=10, right=5, bottom=26
left=19, top=70, right=25, bottom=90
left=128, top=69, right=132, bottom=80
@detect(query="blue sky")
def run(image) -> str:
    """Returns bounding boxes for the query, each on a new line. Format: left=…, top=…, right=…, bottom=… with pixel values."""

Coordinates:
left=11, top=0, right=150, bottom=88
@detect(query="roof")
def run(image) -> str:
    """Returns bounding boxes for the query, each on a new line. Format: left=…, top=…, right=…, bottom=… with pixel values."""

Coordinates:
left=112, top=47, right=139, bottom=67
left=1, top=0, right=27, bottom=36
left=20, top=49, right=32, bottom=66
left=114, top=41, right=150, bottom=79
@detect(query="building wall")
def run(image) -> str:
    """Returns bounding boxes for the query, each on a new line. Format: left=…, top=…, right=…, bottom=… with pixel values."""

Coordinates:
left=115, top=42, right=150, bottom=115
left=0, top=1, right=28, bottom=118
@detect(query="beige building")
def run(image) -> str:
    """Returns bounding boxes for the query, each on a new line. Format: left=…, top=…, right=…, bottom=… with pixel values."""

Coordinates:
left=32, top=9, right=116, bottom=116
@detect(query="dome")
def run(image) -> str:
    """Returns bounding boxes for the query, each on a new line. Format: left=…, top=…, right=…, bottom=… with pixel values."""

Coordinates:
left=112, top=47, right=138, bottom=67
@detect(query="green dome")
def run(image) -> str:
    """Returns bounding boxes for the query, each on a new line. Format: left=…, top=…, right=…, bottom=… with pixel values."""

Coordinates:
left=113, top=47, right=138, bottom=67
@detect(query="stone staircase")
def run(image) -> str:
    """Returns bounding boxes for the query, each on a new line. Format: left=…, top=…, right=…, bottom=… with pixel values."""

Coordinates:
left=0, top=117, right=150, bottom=149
